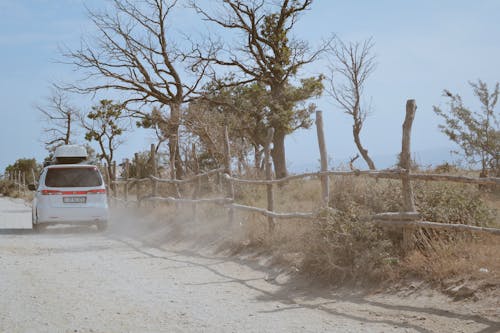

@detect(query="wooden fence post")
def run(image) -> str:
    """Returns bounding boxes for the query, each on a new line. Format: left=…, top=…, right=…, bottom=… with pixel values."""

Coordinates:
left=316, top=111, right=330, bottom=207
left=192, top=143, right=200, bottom=223
left=223, top=125, right=235, bottom=224
left=264, top=128, right=275, bottom=232
left=135, top=153, right=141, bottom=207
left=103, top=163, right=111, bottom=204
left=401, top=99, right=417, bottom=251
left=124, top=159, right=129, bottom=202
left=150, top=143, right=158, bottom=197
left=112, top=161, right=117, bottom=197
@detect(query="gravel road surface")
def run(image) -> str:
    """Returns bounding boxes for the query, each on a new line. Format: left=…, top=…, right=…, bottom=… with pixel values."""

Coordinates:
left=0, top=196, right=498, bottom=333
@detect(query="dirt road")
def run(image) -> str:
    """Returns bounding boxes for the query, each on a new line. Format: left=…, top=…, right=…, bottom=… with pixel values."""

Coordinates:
left=0, top=196, right=498, bottom=333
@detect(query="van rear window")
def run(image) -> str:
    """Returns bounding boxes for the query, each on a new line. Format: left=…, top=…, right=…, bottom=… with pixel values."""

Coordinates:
left=45, top=167, right=103, bottom=187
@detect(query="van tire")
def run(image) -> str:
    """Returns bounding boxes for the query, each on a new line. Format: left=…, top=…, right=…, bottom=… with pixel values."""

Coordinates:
left=96, top=221, right=108, bottom=232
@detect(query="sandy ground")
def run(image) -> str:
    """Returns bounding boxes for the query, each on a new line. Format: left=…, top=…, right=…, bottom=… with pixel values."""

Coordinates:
left=0, top=196, right=499, bottom=333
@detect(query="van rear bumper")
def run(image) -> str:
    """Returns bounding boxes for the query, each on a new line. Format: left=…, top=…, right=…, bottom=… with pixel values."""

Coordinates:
left=37, top=207, right=108, bottom=224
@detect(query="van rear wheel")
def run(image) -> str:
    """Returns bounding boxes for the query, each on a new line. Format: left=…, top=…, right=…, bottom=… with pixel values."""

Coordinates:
left=96, top=221, right=108, bottom=232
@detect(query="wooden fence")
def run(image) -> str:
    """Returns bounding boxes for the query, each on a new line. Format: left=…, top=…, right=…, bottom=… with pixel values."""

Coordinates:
left=110, top=100, right=500, bottom=250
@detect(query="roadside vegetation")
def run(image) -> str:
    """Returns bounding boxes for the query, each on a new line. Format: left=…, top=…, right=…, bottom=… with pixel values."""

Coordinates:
left=2, top=0, right=499, bottom=295
left=117, top=166, right=498, bottom=293
left=229, top=171, right=499, bottom=288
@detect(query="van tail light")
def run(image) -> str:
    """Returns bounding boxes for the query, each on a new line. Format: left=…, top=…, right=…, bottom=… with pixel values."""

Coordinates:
left=87, top=189, right=106, bottom=195
left=41, top=189, right=106, bottom=195
left=41, top=190, right=64, bottom=195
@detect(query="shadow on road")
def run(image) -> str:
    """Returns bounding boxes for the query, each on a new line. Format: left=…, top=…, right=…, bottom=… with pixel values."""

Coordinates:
left=0, top=226, right=101, bottom=235
left=109, top=234, right=500, bottom=333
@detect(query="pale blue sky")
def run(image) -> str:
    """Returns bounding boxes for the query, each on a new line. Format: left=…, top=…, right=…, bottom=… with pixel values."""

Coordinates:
left=1, top=0, right=499, bottom=173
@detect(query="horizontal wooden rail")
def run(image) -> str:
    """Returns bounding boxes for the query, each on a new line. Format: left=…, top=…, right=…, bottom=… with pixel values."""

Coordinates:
left=112, top=168, right=225, bottom=186
left=373, top=218, right=500, bottom=236
left=373, top=212, right=421, bottom=221
left=224, top=170, right=500, bottom=186
left=140, top=196, right=231, bottom=205
left=228, top=203, right=317, bottom=219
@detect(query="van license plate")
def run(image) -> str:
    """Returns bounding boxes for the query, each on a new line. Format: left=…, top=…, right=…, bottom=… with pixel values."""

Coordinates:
left=63, top=196, right=86, bottom=204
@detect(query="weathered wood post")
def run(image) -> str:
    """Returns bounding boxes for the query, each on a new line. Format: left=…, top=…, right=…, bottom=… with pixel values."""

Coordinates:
left=191, top=143, right=200, bottom=223
left=150, top=143, right=158, bottom=198
left=264, top=128, right=275, bottom=232
left=223, top=125, right=235, bottom=224
left=316, top=111, right=330, bottom=207
left=401, top=99, right=417, bottom=251
left=112, top=161, right=117, bottom=197
left=134, top=153, right=141, bottom=207
left=22, top=172, right=26, bottom=194
left=104, top=163, right=111, bottom=195
left=124, top=159, right=129, bottom=202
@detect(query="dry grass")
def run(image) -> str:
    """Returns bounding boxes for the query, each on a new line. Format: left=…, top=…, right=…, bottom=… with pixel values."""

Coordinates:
left=403, top=235, right=500, bottom=285
left=228, top=174, right=499, bottom=288
left=110, top=171, right=499, bottom=289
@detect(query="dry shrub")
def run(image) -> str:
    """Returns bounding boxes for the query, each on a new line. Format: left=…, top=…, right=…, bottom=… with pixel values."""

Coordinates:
left=0, top=180, right=33, bottom=200
left=234, top=175, right=498, bottom=286
left=0, top=180, right=18, bottom=197
left=330, top=176, right=403, bottom=214
left=300, top=208, right=397, bottom=285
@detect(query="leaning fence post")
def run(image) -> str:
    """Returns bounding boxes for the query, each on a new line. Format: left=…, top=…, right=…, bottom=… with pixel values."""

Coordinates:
left=223, top=125, right=235, bottom=224
left=264, top=128, right=275, bottom=232
left=401, top=99, right=417, bottom=251
left=316, top=111, right=330, bottom=207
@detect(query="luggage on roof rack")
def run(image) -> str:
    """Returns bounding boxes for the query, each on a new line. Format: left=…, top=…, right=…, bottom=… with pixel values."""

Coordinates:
left=51, top=145, right=88, bottom=165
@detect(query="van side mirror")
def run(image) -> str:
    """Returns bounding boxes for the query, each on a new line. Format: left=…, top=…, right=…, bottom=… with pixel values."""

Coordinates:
left=28, top=184, right=37, bottom=191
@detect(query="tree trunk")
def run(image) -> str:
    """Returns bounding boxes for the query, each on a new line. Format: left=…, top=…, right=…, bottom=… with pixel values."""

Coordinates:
left=254, top=146, right=262, bottom=170
left=168, top=103, right=183, bottom=180
left=271, top=128, right=288, bottom=179
left=353, top=123, right=376, bottom=170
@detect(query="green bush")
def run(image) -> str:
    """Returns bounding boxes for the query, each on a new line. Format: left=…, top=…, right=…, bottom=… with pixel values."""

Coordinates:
left=413, top=182, right=495, bottom=226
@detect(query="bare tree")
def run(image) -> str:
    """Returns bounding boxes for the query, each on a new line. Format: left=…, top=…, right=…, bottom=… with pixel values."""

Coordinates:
left=37, top=87, right=78, bottom=152
left=63, top=0, right=212, bottom=179
left=191, top=0, right=327, bottom=178
left=327, top=37, right=377, bottom=170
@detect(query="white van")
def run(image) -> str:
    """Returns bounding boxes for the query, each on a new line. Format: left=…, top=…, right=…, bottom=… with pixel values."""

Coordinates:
left=30, top=146, right=108, bottom=231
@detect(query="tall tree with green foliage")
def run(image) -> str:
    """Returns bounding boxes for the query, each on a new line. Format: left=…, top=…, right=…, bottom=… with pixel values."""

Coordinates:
left=433, top=80, right=500, bottom=176
left=192, top=0, right=327, bottom=178
left=82, top=100, right=128, bottom=180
